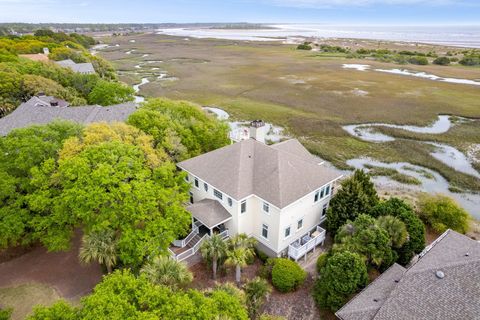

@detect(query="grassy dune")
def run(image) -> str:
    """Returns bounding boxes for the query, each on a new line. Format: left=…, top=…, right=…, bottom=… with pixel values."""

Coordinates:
left=98, top=33, right=480, bottom=192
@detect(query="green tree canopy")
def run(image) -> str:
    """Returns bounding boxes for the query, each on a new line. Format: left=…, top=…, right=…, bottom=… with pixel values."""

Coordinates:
left=127, top=98, right=230, bottom=161
left=0, top=121, right=82, bottom=249
left=140, top=255, right=193, bottom=289
left=376, top=215, right=408, bottom=248
left=87, top=80, right=134, bottom=106
left=335, top=214, right=396, bottom=269
left=27, top=122, right=191, bottom=267
left=371, top=197, right=425, bottom=265
left=418, top=194, right=470, bottom=234
left=313, top=251, right=368, bottom=312
left=30, top=269, right=249, bottom=319
left=326, top=170, right=379, bottom=234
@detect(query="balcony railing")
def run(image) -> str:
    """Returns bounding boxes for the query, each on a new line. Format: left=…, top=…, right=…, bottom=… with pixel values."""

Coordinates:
left=172, top=223, right=199, bottom=248
left=170, top=233, right=209, bottom=262
left=288, top=225, right=326, bottom=261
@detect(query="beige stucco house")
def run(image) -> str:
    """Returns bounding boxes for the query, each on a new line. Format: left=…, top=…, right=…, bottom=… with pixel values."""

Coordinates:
left=170, top=121, right=343, bottom=262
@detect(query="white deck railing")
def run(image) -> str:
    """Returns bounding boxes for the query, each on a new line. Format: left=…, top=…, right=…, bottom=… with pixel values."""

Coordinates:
left=288, top=226, right=326, bottom=261
left=170, top=230, right=230, bottom=262
left=172, top=223, right=199, bottom=248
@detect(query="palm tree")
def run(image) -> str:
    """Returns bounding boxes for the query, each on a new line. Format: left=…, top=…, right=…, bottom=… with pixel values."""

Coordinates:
left=377, top=215, right=409, bottom=248
left=226, top=233, right=256, bottom=285
left=200, top=233, right=228, bottom=280
left=140, top=255, right=193, bottom=289
left=79, top=230, right=117, bottom=273
left=244, top=277, right=271, bottom=319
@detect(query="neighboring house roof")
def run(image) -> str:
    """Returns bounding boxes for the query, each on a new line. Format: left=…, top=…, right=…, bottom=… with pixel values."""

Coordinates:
left=178, top=138, right=342, bottom=208
left=0, top=96, right=137, bottom=136
left=187, top=199, right=232, bottom=229
left=19, top=53, right=50, bottom=62
left=55, top=59, right=96, bottom=74
left=336, top=229, right=480, bottom=320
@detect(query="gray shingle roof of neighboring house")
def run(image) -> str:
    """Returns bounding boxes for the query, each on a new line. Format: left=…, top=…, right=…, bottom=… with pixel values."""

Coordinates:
left=187, top=199, right=232, bottom=229
left=177, top=138, right=343, bottom=208
left=55, top=59, right=96, bottom=74
left=0, top=96, right=137, bottom=136
left=336, top=229, right=480, bottom=320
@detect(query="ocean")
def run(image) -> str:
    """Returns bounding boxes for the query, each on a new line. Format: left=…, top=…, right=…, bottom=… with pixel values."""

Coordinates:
left=157, top=24, right=480, bottom=48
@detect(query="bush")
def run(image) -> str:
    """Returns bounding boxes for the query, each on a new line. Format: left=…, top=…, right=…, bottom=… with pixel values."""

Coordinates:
left=408, top=56, right=428, bottom=65
left=316, top=252, right=330, bottom=273
left=313, top=251, right=368, bottom=312
left=259, top=258, right=275, bottom=279
left=297, top=43, right=312, bottom=50
left=271, top=258, right=306, bottom=293
left=460, top=56, right=480, bottom=66
left=418, top=194, right=470, bottom=234
left=433, top=56, right=451, bottom=65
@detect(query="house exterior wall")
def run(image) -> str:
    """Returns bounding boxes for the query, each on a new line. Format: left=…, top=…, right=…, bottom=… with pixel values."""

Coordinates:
left=184, top=170, right=337, bottom=257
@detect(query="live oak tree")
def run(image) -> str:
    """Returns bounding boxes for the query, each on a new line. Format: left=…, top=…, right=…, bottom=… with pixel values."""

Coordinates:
left=28, top=122, right=192, bottom=267
left=127, top=98, right=230, bottom=161
left=0, top=121, right=82, bottom=249
left=28, top=269, right=249, bottom=320
left=326, top=170, right=379, bottom=234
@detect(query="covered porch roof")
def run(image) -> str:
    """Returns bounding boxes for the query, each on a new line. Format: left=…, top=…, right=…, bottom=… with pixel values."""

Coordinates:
left=187, top=199, right=232, bottom=229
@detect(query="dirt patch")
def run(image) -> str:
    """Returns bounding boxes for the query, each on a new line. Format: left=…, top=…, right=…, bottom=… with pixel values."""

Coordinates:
left=262, top=274, right=321, bottom=320
left=189, top=258, right=322, bottom=320
left=0, top=230, right=102, bottom=300
left=0, top=244, right=36, bottom=263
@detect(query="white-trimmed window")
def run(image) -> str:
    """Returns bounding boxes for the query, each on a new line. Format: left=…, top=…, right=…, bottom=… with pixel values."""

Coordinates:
left=214, top=189, right=223, bottom=200
left=194, top=177, right=199, bottom=188
left=185, top=174, right=190, bottom=182
left=241, top=200, right=247, bottom=214
left=320, top=187, right=325, bottom=199
left=263, top=202, right=270, bottom=213
left=297, top=219, right=303, bottom=230
left=189, top=192, right=193, bottom=204
left=204, top=182, right=209, bottom=192
left=262, top=224, right=269, bottom=239
left=228, top=197, right=233, bottom=207
left=314, top=191, right=320, bottom=203
left=325, top=185, right=330, bottom=196
left=284, top=226, right=291, bottom=238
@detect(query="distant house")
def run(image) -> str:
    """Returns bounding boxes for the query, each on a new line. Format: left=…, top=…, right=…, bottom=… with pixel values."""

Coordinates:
left=0, top=95, right=137, bottom=136
left=19, top=53, right=49, bottom=62
left=336, top=229, right=480, bottom=320
left=55, top=59, right=96, bottom=75
left=171, top=121, right=343, bottom=261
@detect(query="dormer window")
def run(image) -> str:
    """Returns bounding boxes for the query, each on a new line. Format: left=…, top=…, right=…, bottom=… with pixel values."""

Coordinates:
left=263, top=202, right=270, bottom=213
left=194, top=177, right=199, bottom=188
left=214, top=189, right=223, bottom=200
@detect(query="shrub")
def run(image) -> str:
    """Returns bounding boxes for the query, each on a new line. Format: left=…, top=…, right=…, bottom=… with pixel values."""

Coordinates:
left=313, top=251, right=368, bottom=312
left=433, top=56, right=451, bottom=65
left=271, top=258, right=306, bottom=293
left=460, top=56, right=480, bottom=66
left=297, top=43, right=312, bottom=50
left=408, top=56, right=428, bottom=65
left=259, top=258, right=275, bottom=279
left=418, top=194, right=470, bottom=234
left=316, top=252, right=330, bottom=273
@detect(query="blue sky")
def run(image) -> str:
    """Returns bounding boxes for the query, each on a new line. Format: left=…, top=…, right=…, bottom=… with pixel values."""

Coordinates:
left=0, top=0, right=479, bottom=24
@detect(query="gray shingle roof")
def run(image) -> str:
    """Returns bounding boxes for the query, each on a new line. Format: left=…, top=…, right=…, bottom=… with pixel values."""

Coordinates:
left=336, top=230, right=480, bottom=320
left=177, top=138, right=343, bottom=208
left=0, top=96, right=137, bottom=136
left=55, top=59, right=95, bottom=74
left=187, top=199, right=232, bottom=229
